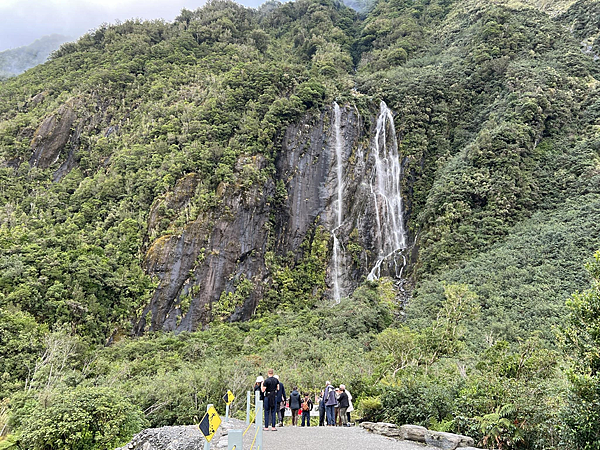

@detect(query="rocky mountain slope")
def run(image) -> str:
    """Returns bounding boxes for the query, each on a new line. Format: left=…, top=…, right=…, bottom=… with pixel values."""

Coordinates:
left=1, top=0, right=597, bottom=339
left=1, top=1, right=600, bottom=447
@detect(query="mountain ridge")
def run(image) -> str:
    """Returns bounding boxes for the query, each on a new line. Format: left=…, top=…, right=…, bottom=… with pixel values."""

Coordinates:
left=0, top=34, right=72, bottom=79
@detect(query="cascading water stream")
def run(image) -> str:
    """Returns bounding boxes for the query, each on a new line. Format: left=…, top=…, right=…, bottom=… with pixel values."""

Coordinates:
left=367, top=101, right=407, bottom=281
left=332, top=102, right=344, bottom=303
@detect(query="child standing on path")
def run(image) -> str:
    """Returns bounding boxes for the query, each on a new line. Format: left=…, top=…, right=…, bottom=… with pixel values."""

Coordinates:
left=301, top=393, right=314, bottom=427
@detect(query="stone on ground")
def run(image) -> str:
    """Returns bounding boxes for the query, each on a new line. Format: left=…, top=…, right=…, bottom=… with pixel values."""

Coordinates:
left=424, top=430, right=475, bottom=449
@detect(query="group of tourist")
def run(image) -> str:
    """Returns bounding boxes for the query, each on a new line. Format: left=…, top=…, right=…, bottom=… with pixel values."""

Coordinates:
left=253, top=369, right=354, bottom=431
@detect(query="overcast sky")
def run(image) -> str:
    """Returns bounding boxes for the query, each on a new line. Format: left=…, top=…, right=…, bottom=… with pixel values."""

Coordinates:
left=0, top=0, right=265, bottom=51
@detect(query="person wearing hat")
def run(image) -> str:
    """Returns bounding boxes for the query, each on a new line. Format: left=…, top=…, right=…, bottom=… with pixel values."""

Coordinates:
left=254, top=375, right=264, bottom=402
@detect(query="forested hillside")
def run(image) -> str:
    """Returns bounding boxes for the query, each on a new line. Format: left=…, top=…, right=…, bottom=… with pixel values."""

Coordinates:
left=0, top=35, right=71, bottom=80
left=1, top=0, right=600, bottom=449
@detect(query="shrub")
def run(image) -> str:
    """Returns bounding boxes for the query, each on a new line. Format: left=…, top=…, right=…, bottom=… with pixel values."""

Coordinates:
left=20, top=387, right=146, bottom=450
left=382, top=377, right=457, bottom=426
left=358, top=396, right=383, bottom=422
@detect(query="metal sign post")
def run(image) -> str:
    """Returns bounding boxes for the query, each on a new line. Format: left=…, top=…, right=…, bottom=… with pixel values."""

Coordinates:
left=223, top=390, right=235, bottom=422
left=227, top=429, right=243, bottom=450
left=256, top=398, right=263, bottom=450
left=246, top=390, right=251, bottom=425
left=203, top=404, right=214, bottom=450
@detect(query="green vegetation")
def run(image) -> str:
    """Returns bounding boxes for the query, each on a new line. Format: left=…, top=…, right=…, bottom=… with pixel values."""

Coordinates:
left=1, top=0, right=600, bottom=448
left=560, top=251, right=600, bottom=448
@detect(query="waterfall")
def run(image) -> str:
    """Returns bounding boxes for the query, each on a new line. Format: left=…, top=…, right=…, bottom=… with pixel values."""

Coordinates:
left=332, top=102, right=344, bottom=303
left=367, top=101, right=407, bottom=281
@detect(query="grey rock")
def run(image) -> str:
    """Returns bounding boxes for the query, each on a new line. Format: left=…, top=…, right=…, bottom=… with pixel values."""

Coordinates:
left=29, top=102, right=77, bottom=169
left=117, top=419, right=249, bottom=450
left=359, top=422, right=376, bottom=431
left=115, top=425, right=204, bottom=450
left=399, top=425, right=427, bottom=443
left=371, top=423, right=404, bottom=439
left=424, top=430, right=475, bottom=450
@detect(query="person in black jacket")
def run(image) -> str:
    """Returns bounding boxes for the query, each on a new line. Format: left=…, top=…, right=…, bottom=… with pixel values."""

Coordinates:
left=253, top=376, right=264, bottom=402
left=337, top=385, right=350, bottom=427
left=262, top=369, right=279, bottom=431
left=300, top=393, right=314, bottom=427
left=324, top=381, right=336, bottom=426
left=288, top=386, right=301, bottom=426
left=274, top=375, right=286, bottom=427
left=317, top=391, right=325, bottom=426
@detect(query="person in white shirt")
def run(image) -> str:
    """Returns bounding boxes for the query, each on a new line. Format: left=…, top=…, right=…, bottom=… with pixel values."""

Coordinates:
left=345, top=387, right=354, bottom=426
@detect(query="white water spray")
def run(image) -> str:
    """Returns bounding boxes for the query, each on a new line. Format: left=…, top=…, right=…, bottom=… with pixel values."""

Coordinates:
left=332, top=102, right=344, bottom=303
left=367, top=101, right=407, bottom=281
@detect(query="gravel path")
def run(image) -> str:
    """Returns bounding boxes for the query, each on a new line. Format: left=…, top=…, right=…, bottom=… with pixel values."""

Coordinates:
left=118, top=420, right=438, bottom=450
left=231, top=424, right=431, bottom=450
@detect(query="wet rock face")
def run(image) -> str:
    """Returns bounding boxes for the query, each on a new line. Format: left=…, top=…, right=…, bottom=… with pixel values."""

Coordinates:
left=139, top=104, right=411, bottom=332
left=22, top=96, right=117, bottom=180
left=274, top=107, right=363, bottom=248
left=147, top=173, right=201, bottom=241
left=135, top=165, right=272, bottom=334
left=274, top=113, right=331, bottom=252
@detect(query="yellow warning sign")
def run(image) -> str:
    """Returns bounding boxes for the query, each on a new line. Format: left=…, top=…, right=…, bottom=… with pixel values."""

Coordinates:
left=223, top=390, right=235, bottom=405
left=198, top=405, right=221, bottom=442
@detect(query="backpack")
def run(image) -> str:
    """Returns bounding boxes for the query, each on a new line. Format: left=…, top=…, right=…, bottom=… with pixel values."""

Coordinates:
left=302, top=399, right=310, bottom=411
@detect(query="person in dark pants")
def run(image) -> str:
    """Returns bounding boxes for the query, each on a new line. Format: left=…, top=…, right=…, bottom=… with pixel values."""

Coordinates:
left=254, top=376, right=264, bottom=402
left=274, top=375, right=286, bottom=427
left=346, top=387, right=353, bottom=425
left=334, top=387, right=341, bottom=426
left=262, top=369, right=279, bottom=431
left=301, top=393, right=314, bottom=427
left=337, top=385, right=350, bottom=427
left=317, top=391, right=325, bottom=426
left=324, top=381, right=337, bottom=426
left=288, top=386, right=301, bottom=426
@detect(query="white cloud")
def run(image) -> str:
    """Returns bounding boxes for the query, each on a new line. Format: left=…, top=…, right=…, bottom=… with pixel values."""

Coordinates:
left=0, top=0, right=213, bottom=50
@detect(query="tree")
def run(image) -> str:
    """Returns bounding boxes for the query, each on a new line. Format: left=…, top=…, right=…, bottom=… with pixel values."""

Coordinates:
left=561, top=250, right=600, bottom=449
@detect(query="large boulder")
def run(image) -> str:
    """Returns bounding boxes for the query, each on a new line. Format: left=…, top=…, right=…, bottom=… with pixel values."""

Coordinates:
left=116, top=425, right=204, bottom=450
left=116, top=419, right=246, bottom=450
left=399, top=424, right=427, bottom=442
left=372, top=422, right=404, bottom=438
left=359, top=421, right=404, bottom=438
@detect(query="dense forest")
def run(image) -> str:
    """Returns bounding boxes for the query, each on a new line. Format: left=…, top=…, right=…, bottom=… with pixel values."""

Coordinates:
left=1, top=0, right=600, bottom=448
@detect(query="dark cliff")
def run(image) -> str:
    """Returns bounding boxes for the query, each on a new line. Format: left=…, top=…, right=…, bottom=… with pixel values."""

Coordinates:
left=136, top=103, right=413, bottom=332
